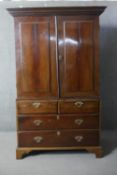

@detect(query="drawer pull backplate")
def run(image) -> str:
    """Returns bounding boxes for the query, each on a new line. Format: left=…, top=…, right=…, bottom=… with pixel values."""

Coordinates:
left=34, top=136, right=43, bottom=143
left=32, top=102, right=41, bottom=108
left=33, top=119, right=42, bottom=126
left=74, top=101, right=84, bottom=108
left=74, top=135, right=84, bottom=142
left=75, top=119, right=84, bottom=125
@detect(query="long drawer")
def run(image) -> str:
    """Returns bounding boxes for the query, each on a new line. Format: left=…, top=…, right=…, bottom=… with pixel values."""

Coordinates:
left=18, top=114, right=99, bottom=130
left=17, top=100, right=57, bottom=114
left=59, top=100, right=99, bottom=114
left=18, top=130, right=99, bottom=147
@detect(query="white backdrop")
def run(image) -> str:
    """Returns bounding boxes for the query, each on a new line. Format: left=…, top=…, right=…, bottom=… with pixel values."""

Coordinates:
left=0, top=1, right=117, bottom=131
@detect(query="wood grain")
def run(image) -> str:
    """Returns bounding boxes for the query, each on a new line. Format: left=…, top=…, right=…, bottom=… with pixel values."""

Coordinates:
left=18, top=114, right=99, bottom=130
left=15, top=16, right=58, bottom=98
left=18, top=130, right=99, bottom=147
left=59, top=99, right=99, bottom=114
left=58, top=16, right=99, bottom=97
left=7, top=6, right=106, bottom=159
left=17, top=100, right=58, bottom=114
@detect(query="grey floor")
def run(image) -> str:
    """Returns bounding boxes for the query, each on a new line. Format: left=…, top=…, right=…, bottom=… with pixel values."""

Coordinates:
left=0, top=130, right=117, bottom=175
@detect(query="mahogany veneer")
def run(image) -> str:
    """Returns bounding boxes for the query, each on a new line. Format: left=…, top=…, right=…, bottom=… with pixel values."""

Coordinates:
left=18, top=114, right=99, bottom=130
left=7, top=6, right=106, bottom=159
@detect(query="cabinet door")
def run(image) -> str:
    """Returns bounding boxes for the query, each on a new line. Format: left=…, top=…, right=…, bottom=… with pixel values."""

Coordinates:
left=15, top=16, right=58, bottom=98
left=58, top=16, right=99, bottom=97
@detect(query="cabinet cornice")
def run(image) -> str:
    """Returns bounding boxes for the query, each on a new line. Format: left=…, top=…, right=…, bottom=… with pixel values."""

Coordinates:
left=7, top=6, right=106, bottom=17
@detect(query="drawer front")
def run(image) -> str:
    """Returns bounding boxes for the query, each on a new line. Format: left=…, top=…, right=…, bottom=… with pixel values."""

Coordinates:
left=59, top=100, right=99, bottom=114
left=17, top=100, right=57, bottom=114
left=58, top=115, right=99, bottom=129
left=18, top=115, right=58, bottom=130
left=18, top=130, right=99, bottom=147
left=18, top=114, right=99, bottom=130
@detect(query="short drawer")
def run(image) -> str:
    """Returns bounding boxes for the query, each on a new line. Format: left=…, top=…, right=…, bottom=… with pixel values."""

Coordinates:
left=58, top=114, right=99, bottom=129
left=17, top=100, right=57, bottom=114
left=18, top=114, right=99, bottom=130
left=18, top=130, right=99, bottom=147
left=59, top=100, right=99, bottom=114
left=18, top=115, right=58, bottom=130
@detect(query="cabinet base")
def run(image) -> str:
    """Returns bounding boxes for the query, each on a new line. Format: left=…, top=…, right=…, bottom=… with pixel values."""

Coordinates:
left=16, top=146, right=102, bottom=159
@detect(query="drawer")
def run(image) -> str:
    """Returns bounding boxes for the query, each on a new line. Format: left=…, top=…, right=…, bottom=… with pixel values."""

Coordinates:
left=17, top=100, right=57, bottom=114
left=58, top=114, right=99, bottom=129
left=18, top=114, right=99, bottom=130
left=59, top=100, right=99, bottom=114
left=18, top=130, right=99, bottom=147
left=18, top=115, right=58, bottom=130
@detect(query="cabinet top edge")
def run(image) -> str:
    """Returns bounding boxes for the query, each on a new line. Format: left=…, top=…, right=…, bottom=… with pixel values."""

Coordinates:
left=7, top=6, right=106, bottom=17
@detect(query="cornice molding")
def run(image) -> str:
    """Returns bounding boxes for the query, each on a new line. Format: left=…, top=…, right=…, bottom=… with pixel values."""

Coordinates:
left=7, top=6, right=106, bottom=17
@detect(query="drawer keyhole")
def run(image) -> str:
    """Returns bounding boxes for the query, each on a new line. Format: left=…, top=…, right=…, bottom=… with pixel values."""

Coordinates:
left=57, top=131, right=61, bottom=136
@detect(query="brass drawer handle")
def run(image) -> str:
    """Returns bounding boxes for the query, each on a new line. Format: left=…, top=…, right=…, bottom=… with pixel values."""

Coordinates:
left=34, top=136, right=43, bottom=143
left=74, top=101, right=84, bottom=108
left=33, top=119, right=42, bottom=126
left=74, top=136, right=84, bottom=142
left=32, top=102, right=41, bottom=108
left=74, top=119, right=84, bottom=125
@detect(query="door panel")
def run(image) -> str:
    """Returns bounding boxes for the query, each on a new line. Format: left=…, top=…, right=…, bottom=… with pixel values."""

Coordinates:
left=15, top=16, right=58, bottom=98
left=58, top=16, right=99, bottom=97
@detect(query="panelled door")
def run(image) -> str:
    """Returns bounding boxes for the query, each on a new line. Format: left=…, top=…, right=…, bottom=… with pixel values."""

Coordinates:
left=15, top=15, right=99, bottom=99
left=15, top=16, right=58, bottom=98
left=58, top=16, right=99, bottom=98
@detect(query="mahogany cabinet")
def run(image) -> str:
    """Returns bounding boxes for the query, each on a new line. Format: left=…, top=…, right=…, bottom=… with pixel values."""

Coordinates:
left=8, top=7, right=106, bottom=159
